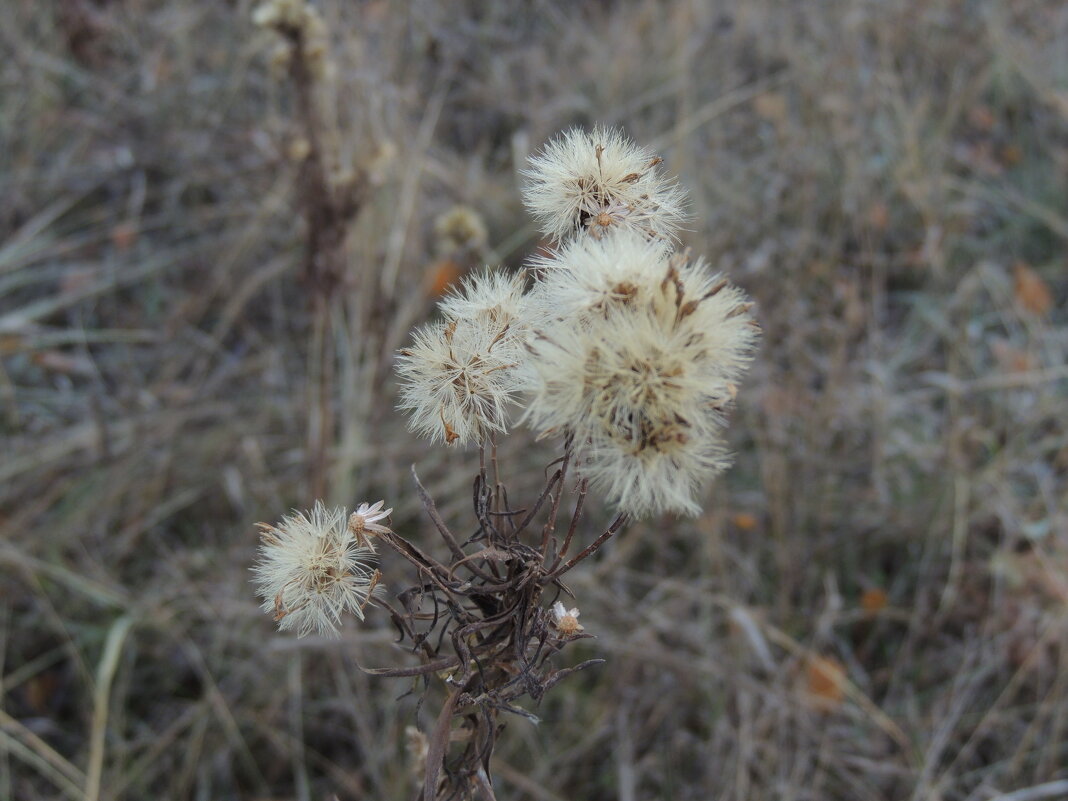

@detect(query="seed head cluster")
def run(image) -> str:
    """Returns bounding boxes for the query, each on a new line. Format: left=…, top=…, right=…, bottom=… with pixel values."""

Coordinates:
left=394, top=126, right=759, bottom=517
left=526, top=240, right=757, bottom=515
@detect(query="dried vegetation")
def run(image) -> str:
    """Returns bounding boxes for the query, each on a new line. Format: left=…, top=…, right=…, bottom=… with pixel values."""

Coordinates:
left=2, top=1, right=1067, bottom=799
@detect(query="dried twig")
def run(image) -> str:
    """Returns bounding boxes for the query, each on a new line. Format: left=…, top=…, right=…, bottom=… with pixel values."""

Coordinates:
left=367, top=441, right=625, bottom=800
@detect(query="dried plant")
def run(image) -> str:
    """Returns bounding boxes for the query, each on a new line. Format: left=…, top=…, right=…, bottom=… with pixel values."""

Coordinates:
left=253, top=124, right=759, bottom=800
left=254, top=0, right=367, bottom=499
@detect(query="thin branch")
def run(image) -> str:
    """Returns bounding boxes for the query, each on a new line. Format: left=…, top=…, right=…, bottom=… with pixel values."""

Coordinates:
left=412, top=465, right=467, bottom=562
left=358, top=654, right=459, bottom=677
left=551, top=477, right=588, bottom=570
left=539, top=442, right=572, bottom=557
left=546, top=513, right=627, bottom=580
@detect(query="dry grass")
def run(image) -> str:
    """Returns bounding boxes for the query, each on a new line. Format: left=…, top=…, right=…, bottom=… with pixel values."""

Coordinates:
left=2, top=1, right=1067, bottom=799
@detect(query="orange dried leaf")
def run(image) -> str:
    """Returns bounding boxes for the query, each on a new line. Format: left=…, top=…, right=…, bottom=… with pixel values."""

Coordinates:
left=805, top=656, right=846, bottom=710
left=860, top=588, right=888, bottom=615
left=1013, top=262, right=1053, bottom=316
left=426, top=259, right=464, bottom=298
left=732, top=512, right=759, bottom=531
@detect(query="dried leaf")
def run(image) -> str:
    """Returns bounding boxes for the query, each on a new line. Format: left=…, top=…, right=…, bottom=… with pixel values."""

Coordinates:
left=805, top=655, right=846, bottom=710
left=1013, top=262, right=1053, bottom=316
left=732, top=512, right=758, bottom=531
left=860, top=588, right=887, bottom=615
left=426, top=259, right=463, bottom=298
left=991, top=339, right=1035, bottom=374
left=31, top=351, right=94, bottom=377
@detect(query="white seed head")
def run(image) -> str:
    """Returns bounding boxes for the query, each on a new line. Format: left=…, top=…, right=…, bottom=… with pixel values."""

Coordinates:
left=252, top=501, right=383, bottom=637
left=521, top=126, right=688, bottom=245
left=436, top=269, right=528, bottom=326
left=527, top=231, right=674, bottom=322
left=525, top=246, right=759, bottom=517
left=397, top=271, right=529, bottom=446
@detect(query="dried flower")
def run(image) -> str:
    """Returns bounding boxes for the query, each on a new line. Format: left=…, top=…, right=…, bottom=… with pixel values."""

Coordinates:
left=252, top=0, right=306, bottom=29
left=397, top=271, right=528, bottom=446
left=253, top=501, right=382, bottom=637
left=348, top=500, right=392, bottom=546
left=433, top=205, right=488, bottom=256
left=525, top=245, right=759, bottom=516
left=253, top=0, right=330, bottom=80
left=521, top=126, right=688, bottom=244
left=551, top=601, right=584, bottom=636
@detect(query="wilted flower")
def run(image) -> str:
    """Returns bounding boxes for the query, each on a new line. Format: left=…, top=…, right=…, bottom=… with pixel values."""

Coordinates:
left=551, top=601, right=584, bottom=636
left=348, top=500, right=392, bottom=546
left=521, top=126, right=687, bottom=244
left=253, top=501, right=382, bottom=637
left=525, top=245, right=759, bottom=517
left=397, top=271, right=528, bottom=446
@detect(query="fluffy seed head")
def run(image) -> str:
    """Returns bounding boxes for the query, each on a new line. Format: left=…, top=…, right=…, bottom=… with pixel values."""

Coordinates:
left=436, top=269, right=528, bottom=326
left=525, top=245, right=759, bottom=516
left=527, top=231, right=674, bottom=322
left=253, top=501, right=383, bottom=637
left=397, top=270, right=529, bottom=446
left=521, top=126, right=688, bottom=245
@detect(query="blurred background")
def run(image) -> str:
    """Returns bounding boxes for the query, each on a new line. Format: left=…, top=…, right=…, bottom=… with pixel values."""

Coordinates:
left=2, top=1, right=1067, bottom=799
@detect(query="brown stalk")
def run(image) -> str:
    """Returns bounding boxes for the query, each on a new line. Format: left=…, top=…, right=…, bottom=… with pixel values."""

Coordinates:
left=274, top=20, right=365, bottom=499
left=366, top=441, right=630, bottom=800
